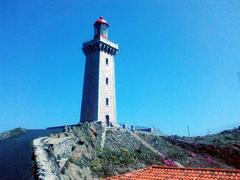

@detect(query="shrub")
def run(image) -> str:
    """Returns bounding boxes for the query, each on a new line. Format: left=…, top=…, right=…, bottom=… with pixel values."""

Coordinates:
left=167, top=148, right=187, bottom=159
left=90, top=147, right=162, bottom=177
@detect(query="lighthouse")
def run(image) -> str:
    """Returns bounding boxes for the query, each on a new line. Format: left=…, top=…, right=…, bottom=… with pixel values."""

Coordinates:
left=80, top=16, right=119, bottom=126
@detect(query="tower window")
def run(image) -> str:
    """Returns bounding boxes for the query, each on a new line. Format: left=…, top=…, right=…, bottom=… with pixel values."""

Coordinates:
left=106, top=58, right=108, bottom=65
left=106, top=77, right=109, bottom=85
left=106, top=98, right=109, bottom=106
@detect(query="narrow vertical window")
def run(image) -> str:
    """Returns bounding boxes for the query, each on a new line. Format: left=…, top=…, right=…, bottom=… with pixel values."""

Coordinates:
left=106, top=77, right=109, bottom=85
left=106, top=98, right=109, bottom=106
left=106, top=58, right=108, bottom=65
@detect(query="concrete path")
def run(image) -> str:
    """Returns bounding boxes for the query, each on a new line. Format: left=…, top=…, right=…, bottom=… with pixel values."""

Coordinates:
left=100, top=127, right=107, bottom=148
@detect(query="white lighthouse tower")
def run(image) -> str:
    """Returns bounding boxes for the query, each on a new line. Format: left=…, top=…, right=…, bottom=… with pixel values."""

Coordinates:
left=80, top=16, right=119, bottom=126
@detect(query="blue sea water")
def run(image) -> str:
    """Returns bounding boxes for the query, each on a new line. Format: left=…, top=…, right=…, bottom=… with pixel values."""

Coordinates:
left=0, top=129, right=61, bottom=180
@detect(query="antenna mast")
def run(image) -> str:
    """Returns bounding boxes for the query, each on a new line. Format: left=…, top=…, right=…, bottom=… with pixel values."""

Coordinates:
left=187, top=126, right=190, bottom=137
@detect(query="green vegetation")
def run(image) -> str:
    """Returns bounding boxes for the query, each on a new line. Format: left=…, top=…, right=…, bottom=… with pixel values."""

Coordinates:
left=89, top=147, right=162, bottom=177
left=137, top=133, right=188, bottom=160
left=90, top=147, right=134, bottom=177
left=167, top=148, right=187, bottom=159
left=171, top=127, right=240, bottom=146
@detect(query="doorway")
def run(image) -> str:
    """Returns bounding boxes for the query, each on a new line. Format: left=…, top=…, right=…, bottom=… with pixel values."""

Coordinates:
left=105, top=115, right=110, bottom=126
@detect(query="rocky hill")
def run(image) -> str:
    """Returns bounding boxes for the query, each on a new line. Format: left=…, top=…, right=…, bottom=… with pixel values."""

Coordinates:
left=162, top=127, right=240, bottom=169
left=0, top=127, right=26, bottom=140
left=33, top=123, right=240, bottom=179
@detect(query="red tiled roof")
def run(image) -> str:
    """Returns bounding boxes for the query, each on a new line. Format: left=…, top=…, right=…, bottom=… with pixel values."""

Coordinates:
left=106, top=165, right=240, bottom=180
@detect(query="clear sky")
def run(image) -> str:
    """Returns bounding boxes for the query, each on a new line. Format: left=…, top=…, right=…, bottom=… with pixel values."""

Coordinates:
left=0, top=0, right=240, bottom=136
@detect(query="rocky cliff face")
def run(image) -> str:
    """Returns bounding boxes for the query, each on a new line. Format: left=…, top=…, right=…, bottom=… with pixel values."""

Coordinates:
left=33, top=124, right=240, bottom=179
left=33, top=123, right=164, bottom=179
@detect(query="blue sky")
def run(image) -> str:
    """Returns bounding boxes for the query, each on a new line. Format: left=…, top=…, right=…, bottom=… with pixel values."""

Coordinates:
left=0, top=0, right=240, bottom=135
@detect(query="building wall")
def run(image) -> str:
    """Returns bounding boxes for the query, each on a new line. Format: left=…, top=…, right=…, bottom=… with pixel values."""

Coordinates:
left=80, top=38, right=118, bottom=125
left=98, top=51, right=116, bottom=124
left=80, top=51, right=100, bottom=122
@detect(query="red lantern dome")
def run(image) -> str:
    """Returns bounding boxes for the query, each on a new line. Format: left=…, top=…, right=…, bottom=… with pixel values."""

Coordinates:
left=94, top=16, right=109, bottom=27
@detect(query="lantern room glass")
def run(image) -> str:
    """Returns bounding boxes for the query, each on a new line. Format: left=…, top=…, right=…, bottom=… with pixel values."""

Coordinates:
left=101, top=24, right=108, bottom=38
left=94, top=23, right=108, bottom=39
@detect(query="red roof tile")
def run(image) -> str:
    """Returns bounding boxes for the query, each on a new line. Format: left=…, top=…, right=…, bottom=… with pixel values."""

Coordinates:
left=105, top=166, right=240, bottom=180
